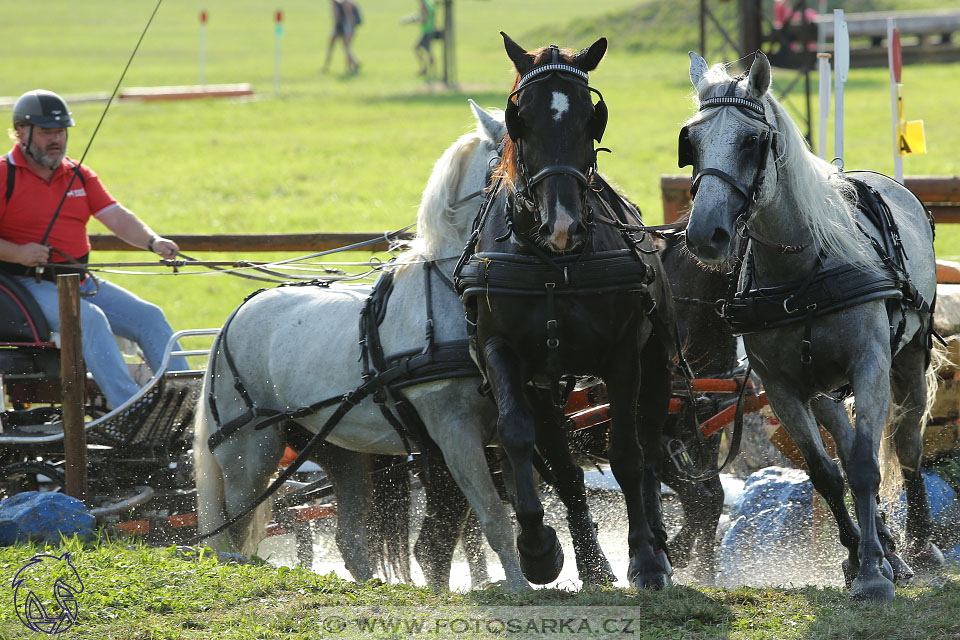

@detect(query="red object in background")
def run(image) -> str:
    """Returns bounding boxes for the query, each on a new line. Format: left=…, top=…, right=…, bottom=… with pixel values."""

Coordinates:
left=892, top=28, right=902, bottom=83
left=200, top=10, right=207, bottom=23
left=276, top=10, right=283, bottom=23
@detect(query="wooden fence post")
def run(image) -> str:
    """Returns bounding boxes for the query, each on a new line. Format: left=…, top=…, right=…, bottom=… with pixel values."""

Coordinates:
left=58, top=273, right=88, bottom=504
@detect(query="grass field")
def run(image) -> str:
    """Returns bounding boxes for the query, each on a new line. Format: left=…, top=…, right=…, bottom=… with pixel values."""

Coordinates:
left=2, top=0, right=959, bottom=331
left=3, top=3, right=960, bottom=637
left=0, top=537, right=957, bottom=639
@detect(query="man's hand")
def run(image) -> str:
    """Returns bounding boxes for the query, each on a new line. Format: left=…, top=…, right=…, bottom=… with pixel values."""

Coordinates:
left=16, top=243, right=50, bottom=267
left=148, top=236, right=179, bottom=259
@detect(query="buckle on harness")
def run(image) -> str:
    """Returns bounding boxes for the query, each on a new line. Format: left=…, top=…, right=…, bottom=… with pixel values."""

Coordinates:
left=800, top=339, right=813, bottom=365
left=546, top=319, right=559, bottom=349
left=667, top=439, right=695, bottom=474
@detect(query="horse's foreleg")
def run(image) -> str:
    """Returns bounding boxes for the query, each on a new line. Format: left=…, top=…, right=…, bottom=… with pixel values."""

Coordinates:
left=659, top=450, right=723, bottom=585
left=527, top=387, right=615, bottom=586
left=891, top=333, right=944, bottom=573
left=215, top=424, right=286, bottom=557
left=436, top=432, right=531, bottom=591
left=846, top=356, right=897, bottom=601
left=461, top=510, right=492, bottom=588
left=605, top=350, right=668, bottom=590
left=413, top=451, right=471, bottom=590
left=314, top=446, right=375, bottom=582
left=778, top=391, right=863, bottom=584
left=636, top=339, right=674, bottom=562
left=484, top=337, right=562, bottom=585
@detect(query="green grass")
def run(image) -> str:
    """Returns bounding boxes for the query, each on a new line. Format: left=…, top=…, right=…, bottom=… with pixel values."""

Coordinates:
left=2, top=0, right=958, bottom=331
left=0, top=537, right=958, bottom=639
left=1, top=5, right=960, bottom=633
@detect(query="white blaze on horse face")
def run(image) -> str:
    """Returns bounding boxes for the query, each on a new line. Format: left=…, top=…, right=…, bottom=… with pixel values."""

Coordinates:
left=550, top=91, right=569, bottom=121
left=551, top=203, right=576, bottom=249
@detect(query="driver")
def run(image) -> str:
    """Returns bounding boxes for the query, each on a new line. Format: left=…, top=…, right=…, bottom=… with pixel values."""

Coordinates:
left=0, top=89, right=188, bottom=409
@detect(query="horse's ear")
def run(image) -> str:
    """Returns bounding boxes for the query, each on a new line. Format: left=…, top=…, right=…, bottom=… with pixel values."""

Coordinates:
left=501, top=32, right=534, bottom=75
left=746, top=51, right=771, bottom=99
left=573, top=37, right=607, bottom=72
left=689, top=52, right=708, bottom=90
left=469, top=99, right=507, bottom=143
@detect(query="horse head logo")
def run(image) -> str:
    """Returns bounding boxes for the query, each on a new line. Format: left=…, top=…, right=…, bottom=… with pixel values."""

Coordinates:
left=12, top=552, right=84, bottom=634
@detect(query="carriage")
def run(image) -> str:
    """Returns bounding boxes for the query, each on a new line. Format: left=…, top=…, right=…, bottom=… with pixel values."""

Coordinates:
left=0, top=269, right=346, bottom=551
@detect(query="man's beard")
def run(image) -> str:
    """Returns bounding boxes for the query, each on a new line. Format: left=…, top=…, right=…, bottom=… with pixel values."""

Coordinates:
left=24, top=140, right=65, bottom=169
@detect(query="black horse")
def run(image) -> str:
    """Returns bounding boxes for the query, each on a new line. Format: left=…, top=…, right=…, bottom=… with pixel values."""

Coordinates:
left=656, top=231, right=735, bottom=584
left=455, top=33, right=678, bottom=590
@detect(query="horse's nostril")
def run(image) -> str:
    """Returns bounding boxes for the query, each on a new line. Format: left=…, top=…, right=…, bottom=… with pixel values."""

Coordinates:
left=711, top=227, right=730, bottom=249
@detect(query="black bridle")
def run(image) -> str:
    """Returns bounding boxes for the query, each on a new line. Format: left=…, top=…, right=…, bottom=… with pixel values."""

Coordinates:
left=505, top=46, right=605, bottom=223
left=680, top=82, right=805, bottom=256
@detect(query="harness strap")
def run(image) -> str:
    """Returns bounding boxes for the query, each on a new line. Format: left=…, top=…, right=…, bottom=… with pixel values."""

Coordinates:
left=4, top=154, right=14, bottom=203
left=190, top=382, right=375, bottom=544
left=674, top=366, right=753, bottom=482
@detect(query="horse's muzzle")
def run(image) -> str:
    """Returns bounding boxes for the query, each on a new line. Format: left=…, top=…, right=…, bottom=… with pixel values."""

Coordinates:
left=685, top=213, right=732, bottom=266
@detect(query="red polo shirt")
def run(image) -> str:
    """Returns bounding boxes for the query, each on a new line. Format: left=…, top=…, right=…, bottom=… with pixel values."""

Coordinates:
left=0, top=144, right=117, bottom=262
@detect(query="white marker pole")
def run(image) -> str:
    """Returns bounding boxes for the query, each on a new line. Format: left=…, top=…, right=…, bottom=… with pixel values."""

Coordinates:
left=888, top=18, right=904, bottom=184
left=274, top=10, right=283, bottom=96
left=817, top=53, right=831, bottom=160
left=833, top=10, right=849, bottom=166
left=199, top=10, right=208, bottom=86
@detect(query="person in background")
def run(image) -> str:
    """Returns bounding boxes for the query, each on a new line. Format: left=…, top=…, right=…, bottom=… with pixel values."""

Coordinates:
left=0, top=89, right=188, bottom=409
left=322, top=0, right=361, bottom=75
left=402, top=0, right=441, bottom=77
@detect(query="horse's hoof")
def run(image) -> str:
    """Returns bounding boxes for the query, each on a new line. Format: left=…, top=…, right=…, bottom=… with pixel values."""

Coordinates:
left=483, top=579, right=532, bottom=593
left=517, top=526, right=564, bottom=585
left=655, top=549, right=674, bottom=578
left=880, top=557, right=894, bottom=583
left=911, top=543, right=946, bottom=574
left=850, top=575, right=895, bottom=602
left=885, top=553, right=914, bottom=585
left=628, top=550, right=673, bottom=591
left=632, top=571, right=672, bottom=591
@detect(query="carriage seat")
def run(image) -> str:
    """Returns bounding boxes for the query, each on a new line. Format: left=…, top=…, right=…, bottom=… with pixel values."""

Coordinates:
left=0, top=271, right=59, bottom=382
left=0, top=271, right=53, bottom=344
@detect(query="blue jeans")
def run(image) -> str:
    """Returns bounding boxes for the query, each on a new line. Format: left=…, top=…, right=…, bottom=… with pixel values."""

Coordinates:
left=17, top=275, right=189, bottom=409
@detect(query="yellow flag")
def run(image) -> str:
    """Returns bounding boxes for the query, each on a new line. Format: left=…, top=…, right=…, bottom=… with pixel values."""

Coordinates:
left=899, top=121, right=926, bottom=156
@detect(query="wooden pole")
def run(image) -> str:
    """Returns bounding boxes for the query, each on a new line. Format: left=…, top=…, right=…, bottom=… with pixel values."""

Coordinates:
left=58, top=274, right=88, bottom=504
left=442, top=0, right=456, bottom=88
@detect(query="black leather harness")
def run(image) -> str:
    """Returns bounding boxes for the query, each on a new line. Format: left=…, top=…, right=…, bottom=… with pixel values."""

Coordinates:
left=721, top=175, right=938, bottom=367
left=206, top=264, right=479, bottom=456
left=454, top=172, right=677, bottom=408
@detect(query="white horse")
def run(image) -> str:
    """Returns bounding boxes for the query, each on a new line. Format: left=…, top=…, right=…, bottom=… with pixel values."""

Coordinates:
left=195, top=102, right=621, bottom=592
left=679, top=51, right=942, bottom=601
left=192, top=102, right=528, bottom=586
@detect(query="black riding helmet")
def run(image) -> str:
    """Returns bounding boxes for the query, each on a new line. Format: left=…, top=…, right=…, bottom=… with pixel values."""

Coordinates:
left=12, top=90, right=75, bottom=129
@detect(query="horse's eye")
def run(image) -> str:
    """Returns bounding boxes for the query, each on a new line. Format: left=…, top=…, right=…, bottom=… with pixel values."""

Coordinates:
left=742, top=134, right=760, bottom=150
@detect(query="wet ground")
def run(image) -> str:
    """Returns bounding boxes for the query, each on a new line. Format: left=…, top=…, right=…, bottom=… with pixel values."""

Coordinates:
left=257, top=472, right=850, bottom=590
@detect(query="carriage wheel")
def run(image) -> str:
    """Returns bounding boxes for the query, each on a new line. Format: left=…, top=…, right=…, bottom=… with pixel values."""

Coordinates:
left=0, top=461, right=66, bottom=496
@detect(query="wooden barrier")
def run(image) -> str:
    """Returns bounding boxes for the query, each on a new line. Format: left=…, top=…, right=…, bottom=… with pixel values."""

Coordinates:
left=661, top=174, right=960, bottom=225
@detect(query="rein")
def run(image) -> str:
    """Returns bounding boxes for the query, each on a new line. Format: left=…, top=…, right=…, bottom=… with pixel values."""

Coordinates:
left=37, top=0, right=164, bottom=279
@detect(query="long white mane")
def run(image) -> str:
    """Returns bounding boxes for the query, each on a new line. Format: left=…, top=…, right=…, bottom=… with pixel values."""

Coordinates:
left=688, top=63, right=877, bottom=267
left=403, top=123, right=498, bottom=264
